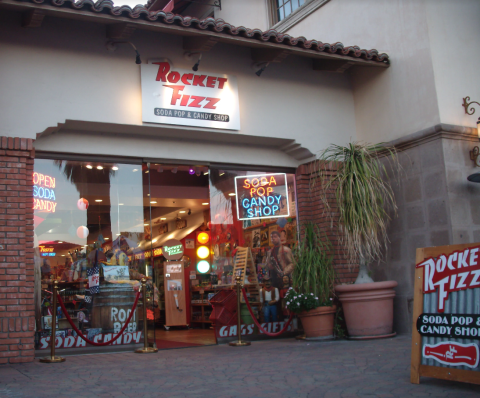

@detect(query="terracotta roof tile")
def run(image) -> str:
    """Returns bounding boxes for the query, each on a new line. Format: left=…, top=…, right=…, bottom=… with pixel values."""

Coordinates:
left=13, top=0, right=389, bottom=64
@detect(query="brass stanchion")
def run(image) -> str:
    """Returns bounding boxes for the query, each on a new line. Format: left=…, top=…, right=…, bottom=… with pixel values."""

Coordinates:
left=135, top=278, right=158, bottom=353
left=40, top=279, right=65, bottom=363
left=229, top=276, right=251, bottom=347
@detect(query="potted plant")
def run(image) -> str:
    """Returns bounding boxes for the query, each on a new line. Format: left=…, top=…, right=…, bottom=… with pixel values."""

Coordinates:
left=315, top=142, right=399, bottom=339
left=285, top=222, right=336, bottom=339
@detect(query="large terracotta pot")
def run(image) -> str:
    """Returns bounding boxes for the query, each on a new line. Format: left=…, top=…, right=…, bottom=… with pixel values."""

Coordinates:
left=335, top=281, right=397, bottom=339
left=298, top=305, right=336, bottom=339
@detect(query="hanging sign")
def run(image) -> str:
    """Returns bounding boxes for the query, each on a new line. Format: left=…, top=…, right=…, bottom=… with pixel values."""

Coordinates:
left=235, top=173, right=290, bottom=220
left=411, top=242, right=480, bottom=386
left=141, top=61, right=240, bottom=130
left=162, top=239, right=184, bottom=261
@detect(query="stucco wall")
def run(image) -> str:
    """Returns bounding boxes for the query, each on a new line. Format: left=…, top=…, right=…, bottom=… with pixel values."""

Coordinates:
left=215, top=0, right=270, bottom=31
left=0, top=9, right=358, bottom=163
left=284, top=0, right=441, bottom=144
left=425, top=0, right=480, bottom=129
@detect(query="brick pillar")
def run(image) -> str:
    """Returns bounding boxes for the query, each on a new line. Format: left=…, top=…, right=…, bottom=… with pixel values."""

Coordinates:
left=295, top=161, right=359, bottom=285
left=0, top=137, right=35, bottom=364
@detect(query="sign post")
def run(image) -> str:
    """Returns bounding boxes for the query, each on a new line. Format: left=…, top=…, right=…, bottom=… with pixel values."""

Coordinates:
left=411, top=242, right=480, bottom=385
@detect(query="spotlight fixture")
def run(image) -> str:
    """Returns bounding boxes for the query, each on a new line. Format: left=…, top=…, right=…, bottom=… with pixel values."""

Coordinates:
left=204, top=171, right=209, bottom=175
left=255, top=62, right=270, bottom=77
left=192, top=53, right=202, bottom=72
left=106, top=40, right=142, bottom=64
left=219, top=170, right=225, bottom=176
left=145, top=170, right=149, bottom=174
left=97, top=165, right=103, bottom=170
left=195, top=168, right=201, bottom=176
left=112, top=166, right=119, bottom=171
left=202, top=202, right=209, bottom=205
left=171, top=167, right=178, bottom=174
left=189, top=168, right=195, bottom=175
left=86, top=165, right=93, bottom=169
left=161, top=217, right=167, bottom=220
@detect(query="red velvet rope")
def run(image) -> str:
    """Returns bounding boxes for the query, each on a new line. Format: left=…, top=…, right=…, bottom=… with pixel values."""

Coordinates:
left=56, top=291, right=141, bottom=346
left=241, top=288, right=294, bottom=337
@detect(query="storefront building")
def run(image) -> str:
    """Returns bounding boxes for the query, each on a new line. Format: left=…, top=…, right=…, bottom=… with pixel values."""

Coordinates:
left=1, top=0, right=479, bottom=363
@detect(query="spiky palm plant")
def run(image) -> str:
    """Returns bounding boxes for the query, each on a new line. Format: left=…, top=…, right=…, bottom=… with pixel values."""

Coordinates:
left=292, top=222, right=334, bottom=302
left=314, top=142, right=399, bottom=267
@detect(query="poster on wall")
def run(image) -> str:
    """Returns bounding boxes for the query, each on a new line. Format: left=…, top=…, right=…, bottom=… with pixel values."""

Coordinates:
left=411, top=242, right=480, bottom=385
left=141, top=61, right=240, bottom=130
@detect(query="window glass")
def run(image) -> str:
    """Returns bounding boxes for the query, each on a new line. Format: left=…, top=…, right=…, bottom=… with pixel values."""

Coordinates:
left=208, top=169, right=299, bottom=341
left=34, top=159, right=146, bottom=351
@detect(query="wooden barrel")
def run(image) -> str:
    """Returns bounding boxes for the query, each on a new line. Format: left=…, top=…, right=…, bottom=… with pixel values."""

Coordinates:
left=90, top=285, right=138, bottom=334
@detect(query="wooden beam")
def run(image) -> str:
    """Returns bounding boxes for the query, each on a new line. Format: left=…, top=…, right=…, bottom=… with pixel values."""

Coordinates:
left=106, top=23, right=136, bottom=40
left=251, top=48, right=289, bottom=64
left=183, top=35, right=218, bottom=53
left=22, top=9, right=45, bottom=28
left=313, top=59, right=355, bottom=73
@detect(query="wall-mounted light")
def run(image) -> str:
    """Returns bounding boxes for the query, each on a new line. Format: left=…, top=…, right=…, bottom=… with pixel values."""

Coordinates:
left=171, top=167, right=178, bottom=174
left=254, top=62, right=269, bottom=77
left=463, top=96, right=480, bottom=168
left=219, top=170, right=225, bottom=176
left=106, top=40, right=142, bottom=64
left=189, top=167, right=195, bottom=175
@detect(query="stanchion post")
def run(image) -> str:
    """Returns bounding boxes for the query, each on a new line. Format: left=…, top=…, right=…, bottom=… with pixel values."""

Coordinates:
left=40, top=279, right=65, bottom=363
left=229, top=276, right=251, bottom=347
left=135, top=278, right=158, bottom=353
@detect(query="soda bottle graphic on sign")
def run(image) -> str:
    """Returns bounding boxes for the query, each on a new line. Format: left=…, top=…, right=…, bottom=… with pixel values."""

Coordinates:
left=424, top=342, right=479, bottom=368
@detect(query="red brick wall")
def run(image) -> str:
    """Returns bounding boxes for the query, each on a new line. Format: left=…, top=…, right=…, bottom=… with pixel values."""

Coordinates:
left=0, top=137, right=35, bottom=364
left=295, top=161, right=358, bottom=285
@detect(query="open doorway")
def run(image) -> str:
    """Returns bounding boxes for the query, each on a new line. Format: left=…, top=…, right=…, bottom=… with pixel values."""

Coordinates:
left=141, top=163, right=217, bottom=348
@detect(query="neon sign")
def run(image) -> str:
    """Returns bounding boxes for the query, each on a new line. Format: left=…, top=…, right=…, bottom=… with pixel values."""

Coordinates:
left=33, top=172, right=57, bottom=213
left=235, top=173, right=290, bottom=220
left=39, top=246, right=55, bottom=256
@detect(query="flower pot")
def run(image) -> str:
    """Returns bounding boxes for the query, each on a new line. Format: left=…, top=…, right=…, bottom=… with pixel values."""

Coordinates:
left=298, top=305, right=336, bottom=340
left=335, top=281, right=397, bottom=339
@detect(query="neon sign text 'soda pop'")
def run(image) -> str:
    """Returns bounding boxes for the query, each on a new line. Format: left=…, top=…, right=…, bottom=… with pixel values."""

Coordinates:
left=33, top=172, right=57, bottom=213
left=235, top=173, right=289, bottom=220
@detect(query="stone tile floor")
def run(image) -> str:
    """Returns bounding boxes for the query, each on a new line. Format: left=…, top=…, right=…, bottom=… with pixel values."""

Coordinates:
left=1, top=335, right=479, bottom=397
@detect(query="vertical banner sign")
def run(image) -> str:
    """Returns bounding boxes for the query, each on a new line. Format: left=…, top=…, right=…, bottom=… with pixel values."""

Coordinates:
left=141, top=61, right=240, bottom=130
left=411, top=242, right=480, bottom=386
left=235, top=173, right=289, bottom=220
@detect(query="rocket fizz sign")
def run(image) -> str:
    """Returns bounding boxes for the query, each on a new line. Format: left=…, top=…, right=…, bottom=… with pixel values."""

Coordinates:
left=141, top=61, right=240, bottom=130
left=411, top=242, right=480, bottom=386
left=235, top=173, right=290, bottom=220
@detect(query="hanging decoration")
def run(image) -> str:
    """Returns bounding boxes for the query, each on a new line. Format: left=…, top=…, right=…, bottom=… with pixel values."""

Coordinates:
left=77, top=226, right=89, bottom=239
left=77, top=198, right=89, bottom=211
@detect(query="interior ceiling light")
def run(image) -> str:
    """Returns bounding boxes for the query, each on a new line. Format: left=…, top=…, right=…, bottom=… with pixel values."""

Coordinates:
left=180, top=211, right=186, bottom=213
left=161, top=217, right=166, bottom=220
left=204, top=171, right=209, bottom=175
left=105, top=238, right=109, bottom=240
left=86, top=165, right=93, bottom=169
left=116, top=233, right=121, bottom=236
left=219, top=170, right=225, bottom=176
left=152, top=238, right=158, bottom=243
left=97, top=165, right=103, bottom=170
left=133, top=169, right=138, bottom=172
left=119, top=203, right=124, bottom=206
left=150, top=201, right=157, bottom=204
left=228, top=193, right=236, bottom=196
left=202, top=203, right=209, bottom=205
left=145, top=170, right=149, bottom=174
left=112, top=166, right=118, bottom=170
left=144, top=223, right=149, bottom=226
left=171, top=167, right=178, bottom=174
left=95, top=199, right=102, bottom=202
left=58, top=241, right=63, bottom=243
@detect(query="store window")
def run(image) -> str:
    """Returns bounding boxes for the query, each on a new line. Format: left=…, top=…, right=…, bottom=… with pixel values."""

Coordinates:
left=34, top=159, right=147, bottom=350
left=207, top=168, right=299, bottom=341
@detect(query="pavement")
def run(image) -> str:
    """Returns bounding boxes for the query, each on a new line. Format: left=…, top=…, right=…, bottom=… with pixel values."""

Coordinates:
left=1, top=335, right=479, bottom=398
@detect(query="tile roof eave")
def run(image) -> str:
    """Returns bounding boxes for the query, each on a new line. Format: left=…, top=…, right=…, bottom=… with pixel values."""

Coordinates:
left=2, top=0, right=390, bottom=67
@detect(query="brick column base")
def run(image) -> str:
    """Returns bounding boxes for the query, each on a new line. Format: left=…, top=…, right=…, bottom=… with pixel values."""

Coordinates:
left=295, top=162, right=359, bottom=285
left=0, top=137, right=35, bottom=364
